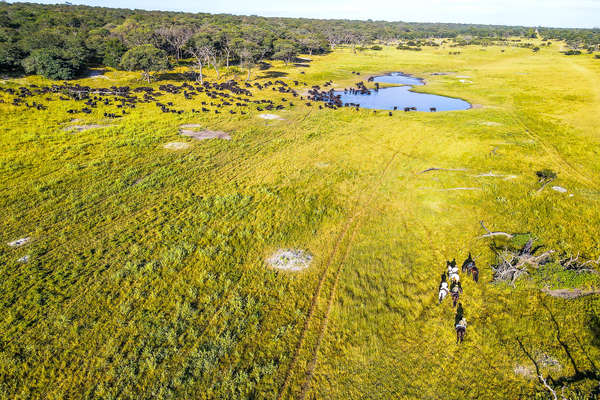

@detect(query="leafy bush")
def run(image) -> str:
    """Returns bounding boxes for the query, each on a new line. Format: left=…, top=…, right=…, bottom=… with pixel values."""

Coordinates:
left=22, top=48, right=82, bottom=79
left=536, top=169, right=557, bottom=182
left=0, top=41, right=24, bottom=72
left=370, top=45, right=382, bottom=50
left=102, top=38, right=128, bottom=69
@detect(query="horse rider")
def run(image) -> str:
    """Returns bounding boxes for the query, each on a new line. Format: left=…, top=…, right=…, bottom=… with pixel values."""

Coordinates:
left=455, top=317, right=467, bottom=344
left=438, top=281, right=449, bottom=304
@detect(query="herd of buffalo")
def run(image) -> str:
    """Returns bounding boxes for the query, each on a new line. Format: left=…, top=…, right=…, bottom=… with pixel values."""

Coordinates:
left=0, top=72, right=431, bottom=119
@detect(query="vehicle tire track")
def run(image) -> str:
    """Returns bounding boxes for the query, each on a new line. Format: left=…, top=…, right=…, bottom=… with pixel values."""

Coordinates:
left=296, top=151, right=400, bottom=399
left=275, top=210, right=358, bottom=400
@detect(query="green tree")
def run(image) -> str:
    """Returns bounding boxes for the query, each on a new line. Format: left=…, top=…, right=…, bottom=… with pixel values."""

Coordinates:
left=273, top=39, right=297, bottom=65
left=232, top=38, right=260, bottom=80
left=186, top=31, right=216, bottom=83
left=22, top=48, right=76, bottom=79
left=102, top=38, right=127, bottom=69
left=119, top=44, right=170, bottom=83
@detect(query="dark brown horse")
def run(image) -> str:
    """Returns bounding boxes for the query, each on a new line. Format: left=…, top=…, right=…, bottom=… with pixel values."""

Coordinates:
left=456, top=325, right=466, bottom=344
left=450, top=281, right=462, bottom=307
left=451, top=288, right=460, bottom=307
left=461, top=253, right=479, bottom=283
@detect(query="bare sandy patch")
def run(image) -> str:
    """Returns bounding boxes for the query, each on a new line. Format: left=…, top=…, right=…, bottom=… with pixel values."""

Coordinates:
left=164, top=142, right=190, bottom=150
left=180, top=130, right=231, bottom=140
left=481, top=121, right=502, bottom=126
left=513, top=365, right=535, bottom=379
left=268, top=249, right=312, bottom=271
left=258, top=113, right=284, bottom=120
left=8, top=237, right=30, bottom=247
left=552, top=186, right=567, bottom=193
left=64, top=124, right=113, bottom=133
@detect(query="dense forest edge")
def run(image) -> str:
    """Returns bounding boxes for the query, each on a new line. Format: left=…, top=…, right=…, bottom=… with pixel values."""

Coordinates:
left=0, top=2, right=599, bottom=80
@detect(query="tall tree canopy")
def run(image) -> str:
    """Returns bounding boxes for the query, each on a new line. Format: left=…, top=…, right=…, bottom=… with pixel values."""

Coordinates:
left=119, top=44, right=170, bottom=82
left=0, top=2, right=598, bottom=79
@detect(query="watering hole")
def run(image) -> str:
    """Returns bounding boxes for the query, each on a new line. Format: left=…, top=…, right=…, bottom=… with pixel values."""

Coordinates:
left=330, top=72, right=471, bottom=111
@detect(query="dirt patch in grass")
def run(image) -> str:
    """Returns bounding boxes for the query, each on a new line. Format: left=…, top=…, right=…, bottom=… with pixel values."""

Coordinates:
left=64, top=124, right=113, bottom=133
left=180, top=129, right=231, bottom=140
left=481, top=121, right=502, bottom=126
left=471, top=104, right=484, bottom=109
left=164, top=142, right=190, bottom=150
left=513, top=365, right=535, bottom=379
left=268, top=249, right=312, bottom=271
left=258, top=113, right=284, bottom=120
left=178, top=125, right=231, bottom=141
left=7, top=237, right=30, bottom=247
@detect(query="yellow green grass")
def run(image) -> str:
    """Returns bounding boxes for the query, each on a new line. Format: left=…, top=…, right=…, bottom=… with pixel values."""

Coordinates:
left=1, top=43, right=599, bottom=399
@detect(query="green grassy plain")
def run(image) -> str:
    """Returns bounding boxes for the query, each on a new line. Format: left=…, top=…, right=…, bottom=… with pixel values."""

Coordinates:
left=1, top=43, right=600, bottom=399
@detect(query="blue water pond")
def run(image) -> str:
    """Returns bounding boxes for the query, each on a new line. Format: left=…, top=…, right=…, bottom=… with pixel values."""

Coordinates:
left=334, top=72, right=471, bottom=112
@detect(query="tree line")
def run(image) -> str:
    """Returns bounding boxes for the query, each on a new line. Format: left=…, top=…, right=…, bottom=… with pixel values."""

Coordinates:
left=0, top=2, right=598, bottom=80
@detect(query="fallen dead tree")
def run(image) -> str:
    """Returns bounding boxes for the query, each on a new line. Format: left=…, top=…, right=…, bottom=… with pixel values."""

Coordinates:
left=559, top=254, right=600, bottom=274
left=418, top=167, right=467, bottom=174
left=480, top=221, right=599, bottom=285
left=479, top=221, right=514, bottom=239
left=491, top=239, right=554, bottom=285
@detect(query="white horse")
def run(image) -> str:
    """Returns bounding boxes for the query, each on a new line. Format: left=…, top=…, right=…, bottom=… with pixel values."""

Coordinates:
left=449, top=272, right=460, bottom=283
left=438, top=282, right=449, bottom=304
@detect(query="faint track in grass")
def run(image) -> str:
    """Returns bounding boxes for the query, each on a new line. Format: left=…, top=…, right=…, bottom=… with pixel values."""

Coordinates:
left=275, top=209, right=358, bottom=400
left=297, top=150, right=400, bottom=399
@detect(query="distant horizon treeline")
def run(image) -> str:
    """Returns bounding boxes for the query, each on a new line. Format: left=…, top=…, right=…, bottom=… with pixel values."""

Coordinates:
left=0, top=2, right=599, bottom=80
